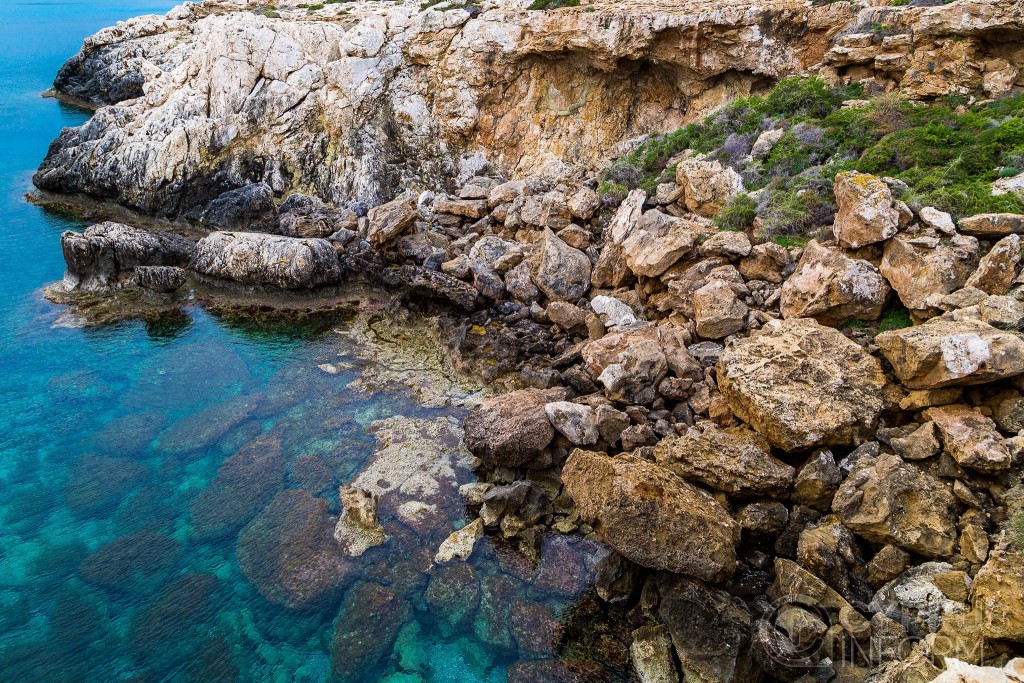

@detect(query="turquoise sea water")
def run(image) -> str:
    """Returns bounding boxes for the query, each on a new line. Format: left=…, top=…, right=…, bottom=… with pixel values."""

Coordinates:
left=0, top=3, right=611, bottom=680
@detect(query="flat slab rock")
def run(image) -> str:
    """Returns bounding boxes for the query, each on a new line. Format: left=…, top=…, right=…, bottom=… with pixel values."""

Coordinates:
left=717, top=317, right=887, bottom=452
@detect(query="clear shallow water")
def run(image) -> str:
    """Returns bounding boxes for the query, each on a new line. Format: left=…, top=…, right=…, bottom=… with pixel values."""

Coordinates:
left=0, top=3, right=610, bottom=681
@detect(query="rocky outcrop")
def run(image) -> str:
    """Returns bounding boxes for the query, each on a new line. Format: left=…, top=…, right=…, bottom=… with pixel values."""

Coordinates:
left=717, top=318, right=887, bottom=452
left=190, top=231, right=343, bottom=289
left=562, top=449, right=737, bottom=582
left=34, top=0, right=860, bottom=217
left=59, top=221, right=195, bottom=291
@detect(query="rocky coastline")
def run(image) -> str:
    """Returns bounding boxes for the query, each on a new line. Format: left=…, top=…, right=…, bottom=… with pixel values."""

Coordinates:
left=33, top=0, right=1024, bottom=681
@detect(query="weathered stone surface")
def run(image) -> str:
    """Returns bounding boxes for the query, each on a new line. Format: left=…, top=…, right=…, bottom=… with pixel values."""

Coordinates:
left=739, top=242, right=794, bottom=283
left=969, top=548, right=1024, bottom=643
left=591, top=295, right=638, bottom=331
left=700, top=230, right=752, bottom=259
left=654, top=422, right=795, bottom=498
left=875, top=317, right=1024, bottom=389
left=434, top=518, right=484, bottom=563
left=133, top=265, right=187, bottom=293
left=191, top=231, right=342, bottom=289
left=693, top=280, right=748, bottom=339
left=779, top=240, right=889, bottom=325
left=195, top=182, right=277, bottom=231
left=656, top=575, right=757, bottom=683
left=793, top=449, right=842, bottom=511
left=717, top=318, right=887, bottom=451
left=833, top=171, right=899, bottom=249
left=332, top=486, right=387, bottom=557
left=60, top=222, right=195, bottom=291
left=832, top=454, right=957, bottom=558
left=621, top=210, right=706, bottom=277
left=965, top=234, right=1022, bottom=295
left=891, top=421, right=942, bottom=461
left=925, top=405, right=1011, bottom=473
left=463, top=388, right=567, bottom=468
left=531, top=228, right=591, bottom=301
left=331, top=582, right=411, bottom=679
left=630, top=625, right=680, bottom=683
left=928, top=658, right=1024, bottom=683
left=545, top=401, right=599, bottom=446
left=597, top=339, right=668, bottom=405
left=675, top=158, right=744, bottom=216
left=959, top=213, right=1024, bottom=237
left=367, top=192, right=418, bottom=246
left=880, top=232, right=980, bottom=314
left=562, top=450, right=737, bottom=582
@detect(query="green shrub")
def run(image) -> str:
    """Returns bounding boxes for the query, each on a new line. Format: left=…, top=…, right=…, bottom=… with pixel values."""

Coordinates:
left=715, top=193, right=758, bottom=231
left=527, top=0, right=579, bottom=9
left=878, top=304, right=912, bottom=331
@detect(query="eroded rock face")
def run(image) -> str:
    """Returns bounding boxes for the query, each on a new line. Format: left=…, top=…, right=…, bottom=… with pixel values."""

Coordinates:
left=925, top=405, right=1011, bottom=473
left=621, top=210, right=706, bottom=278
left=463, top=387, right=567, bottom=468
left=717, top=318, right=887, bottom=452
left=832, top=454, right=957, bottom=558
left=875, top=317, right=1024, bottom=389
left=675, top=158, right=744, bottom=217
left=970, top=548, right=1024, bottom=643
left=34, top=0, right=856, bottom=217
left=779, top=240, right=889, bottom=325
left=60, top=222, right=195, bottom=291
left=832, top=171, right=899, bottom=249
left=191, top=231, right=343, bottom=289
left=562, top=449, right=737, bottom=582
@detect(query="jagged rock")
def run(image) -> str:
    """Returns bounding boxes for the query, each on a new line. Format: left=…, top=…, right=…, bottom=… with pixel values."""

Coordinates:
left=656, top=574, right=758, bottom=683
left=133, top=265, right=186, bottom=293
left=966, top=234, right=1022, bottom=295
left=880, top=232, right=980, bottom=315
left=768, top=557, right=853, bottom=613
left=775, top=604, right=827, bottom=650
left=568, top=186, right=600, bottom=220
left=870, top=562, right=967, bottom=638
left=925, top=405, right=1011, bottom=473
left=700, top=230, right=752, bottom=259
left=621, top=210, right=707, bottom=277
left=593, top=190, right=645, bottom=288
left=796, top=520, right=861, bottom=598
left=367, top=192, right=418, bottom=246
left=928, top=658, right=1024, bottom=683
left=504, top=260, right=539, bottom=304
left=875, top=317, right=1024, bottom=389
left=675, top=158, right=744, bottom=216
left=562, top=450, right=737, bottom=581
left=653, top=422, right=795, bottom=498
left=434, top=518, right=484, bottom=563
left=468, top=235, right=520, bottom=268
left=890, top=421, right=942, bottom=461
left=434, top=197, right=488, bottom=218
left=545, top=401, right=599, bottom=446
left=693, top=280, right=748, bottom=339
left=195, top=182, right=276, bottom=231
left=779, top=240, right=889, bottom=325
left=833, top=171, right=900, bottom=249
left=832, top=454, right=957, bottom=558
left=793, top=449, right=843, bottom=511
left=591, top=295, right=638, bottom=331
left=190, top=231, right=342, bottom=289
left=388, top=265, right=480, bottom=311
left=59, top=222, right=195, bottom=291
left=969, top=548, right=1024, bottom=643
left=597, top=339, right=668, bottom=405
left=738, top=501, right=790, bottom=536
left=868, top=545, right=911, bottom=589
left=717, top=318, right=887, bottom=451
left=920, top=206, right=957, bottom=235
left=546, top=301, right=588, bottom=332
left=959, top=213, right=1024, bottom=238
left=531, top=228, right=591, bottom=301
left=463, top=388, right=567, bottom=468
left=277, top=194, right=357, bottom=238
left=630, top=625, right=680, bottom=683
left=332, top=486, right=387, bottom=557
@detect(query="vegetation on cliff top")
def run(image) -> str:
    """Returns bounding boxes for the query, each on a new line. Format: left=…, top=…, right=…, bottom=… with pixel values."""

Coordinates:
left=601, top=76, right=1024, bottom=242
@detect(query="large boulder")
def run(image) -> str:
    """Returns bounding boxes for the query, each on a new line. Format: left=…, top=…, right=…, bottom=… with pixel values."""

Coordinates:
left=832, top=171, right=900, bottom=248
left=463, top=388, right=568, bottom=468
left=875, top=317, right=1024, bottom=389
left=675, top=158, right=744, bottom=217
left=717, top=318, right=887, bottom=452
left=693, top=280, right=748, bottom=339
left=965, top=234, right=1022, bottom=295
left=653, top=423, right=795, bottom=498
left=656, top=575, right=759, bottom=683
left=593, top=189, right=645, bottom=288
left=621, top=210, right=707, bottom=277
left=958, top=213, right=1024, bottom=238
left=60, top=222, right=195, bottom=291
left=832, top=454, right=957, bottom=558
left=562, top=450, right=737, bottom=582
left=331, top=581, right=412, bottom=680
left=531, top=228, right=591, bottom=301
left=969, top=548, right=1024, bottom=643
left=779, top=240, right=889, bottom=325
left=190, top=231, right=343, bottom=289
left=880, top=232, right=980, bottom=315
left=366, top=191, right=418, bottom=246
left=194, top=181, right=277, bottom=231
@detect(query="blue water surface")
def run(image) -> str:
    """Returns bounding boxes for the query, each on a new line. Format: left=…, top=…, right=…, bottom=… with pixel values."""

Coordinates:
left=0, top=3, right=610, bottom=681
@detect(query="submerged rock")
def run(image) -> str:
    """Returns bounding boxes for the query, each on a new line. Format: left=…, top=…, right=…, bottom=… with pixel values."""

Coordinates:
left=236, top=489, right=353, bottom=611
left=191, top=231, right=343, bottom=289
left=562, top=449, right=737, bottom=582
left=333, top=485, right=388, bottom=557
left=717, top=318, right=887, bottom=451
left=630, top=625, right=680, bottom=683
left=331, top=582, right=411, bottom=681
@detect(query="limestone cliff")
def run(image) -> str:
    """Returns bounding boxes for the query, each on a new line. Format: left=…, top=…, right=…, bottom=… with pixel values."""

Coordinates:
left=33, top=0, right=1024, bottom=220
